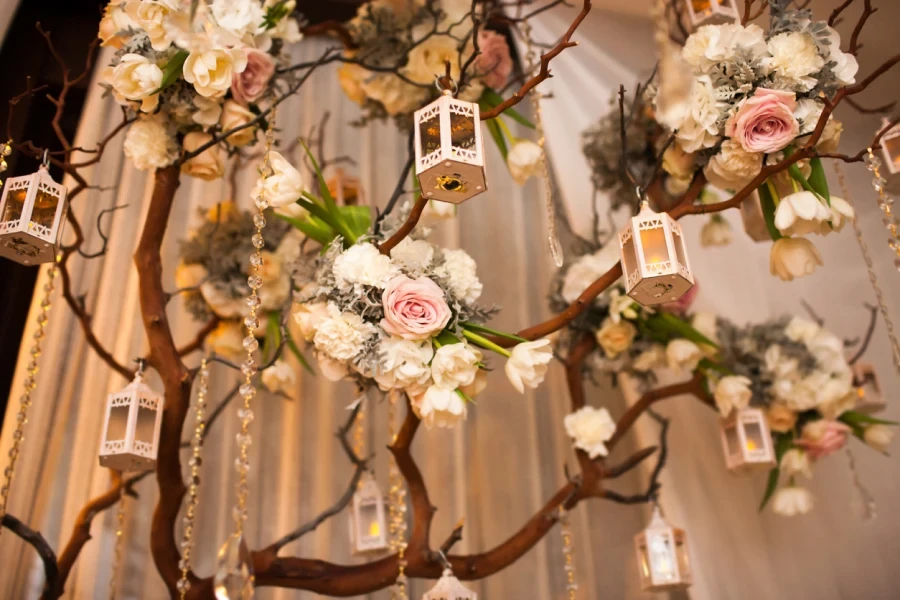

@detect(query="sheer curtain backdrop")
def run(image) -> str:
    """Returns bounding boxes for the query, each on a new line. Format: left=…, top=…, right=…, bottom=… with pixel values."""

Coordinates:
left=1, top=4, right=900, bottom=600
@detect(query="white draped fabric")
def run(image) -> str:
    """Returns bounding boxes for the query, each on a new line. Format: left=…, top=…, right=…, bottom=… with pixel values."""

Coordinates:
left=2, top=3, right=900, bottom=600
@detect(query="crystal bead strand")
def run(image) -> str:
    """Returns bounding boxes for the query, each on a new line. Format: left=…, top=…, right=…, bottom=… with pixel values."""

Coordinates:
left=0, top=139, right=12, bottom=187
left=0, top=262, right=57, bottom=534
left=388, top=395, right=409, bottom=600
left=176, top=358, right=210, bottom=598
left=108, top=486, right=127, bottom=600
left=833, top=162, right=900, bottom=374
left=864, top=149, right=900, bottom=267
left=558, top=507, right=578, bottom=599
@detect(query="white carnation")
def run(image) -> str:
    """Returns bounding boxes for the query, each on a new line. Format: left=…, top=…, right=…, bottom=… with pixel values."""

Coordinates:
left=374, top=336, right=434, bottom=391
left=682, top=23, right=768, bottom=74
left=703, top=140, right=762, bottom=192
left=675, top=76, right=723, bottom=153
left=560, top=243, right=621, bottom=304
left=390, top=238, right=434, bottom=275
left=767, top=32, right=824, bottom=91
left=564, top=406, right=616, bottom=459
left=210, top=0, right=265, bottom=35
left=313, top=304, right=377, bottom=361
left=435, top=248, right=483, bottom=304
left=332, top=242, right=400, bottom=292
left=431, top=342, right=480, bottom=390
left=124, top=116, right=179, bottom=171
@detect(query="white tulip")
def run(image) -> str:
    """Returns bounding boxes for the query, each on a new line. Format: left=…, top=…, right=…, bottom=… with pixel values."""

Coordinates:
left=769, top=237, right=823, bottom=281
left=418, top=385, right=467, bottom=429
left=780, top=449, right=812, bottom=479
left=459, top=369, right=488, bottom=399
left=773, top=191, right=832, bottom=237
left=772, top=486, right=814, bottom=517
left=821, top=196, right=854, bottom=234
left=505, top=339, right=553, bottom=394
left=563, top=406, right=617, bottom=459
left=251, top=151, right=306, bottom=208
left=506, top=140, right=543, bottom=185
left=864, top=424, right=894, bottom=454
left=431, top=343, right=480, bottom=390
left=666, top=339, right=702, bottom=373
left=714, top=375, right=753, bottom=417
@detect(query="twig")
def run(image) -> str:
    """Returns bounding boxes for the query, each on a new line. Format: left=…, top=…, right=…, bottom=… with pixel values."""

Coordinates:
left=848, top=304, right=879, bottom=365
left=375, top=130, right=416, bottom=235
left=378, top=195, right=428, bottom=255
left=2, top=514, right=60, bottom=598
left=77, top=204, right=129, bottom=260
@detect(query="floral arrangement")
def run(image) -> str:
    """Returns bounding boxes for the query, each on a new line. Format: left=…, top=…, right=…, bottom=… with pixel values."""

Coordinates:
left=99, top=0, right=302, bottom=176
left=661, top=3, right=859, bottom=279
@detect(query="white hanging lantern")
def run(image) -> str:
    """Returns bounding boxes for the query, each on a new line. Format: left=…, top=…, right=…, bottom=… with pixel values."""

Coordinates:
left=414, top=90, right=486, bottom=204
left=878, top=117, right=900, bottom=194
left=348, top=471, right=389, bottom=555
left=634, top=505, right=692, bottom=592
left=719, top=407, right=775, bottom=471
left=686, top=0, right=740, bottom=28
left=618, top=201, right=694, bottom=306
left=99, top=369, right=165, bottom=472
left=852, top=362, right=885, bottom=414
left=0, top=155, right=68, bottom=266
left=422, top=568, right=477, bottom=600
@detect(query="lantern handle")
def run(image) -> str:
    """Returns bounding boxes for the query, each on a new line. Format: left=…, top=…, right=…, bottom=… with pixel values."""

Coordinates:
left=41, top=149, right=50, bottom=169
left=434, top=75, right=458, bottom=96
left=133, top=358, right=146, bottom=378
left=436, top=549, right=453, bottom=571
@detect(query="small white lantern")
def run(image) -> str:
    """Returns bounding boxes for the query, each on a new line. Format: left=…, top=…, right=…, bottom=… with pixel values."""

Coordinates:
left=0, top=158, right=68, bottom=266
left=618, top=201, right=694, bottom=306
left=686, top=0, right=740, bottom=28
left=878, top=118, right=900, bottom=194
left=852, top=362, right=885, bottom=414
left=99, top=370, right=165, bottom=472
left=719, top=407, right=775, bottom=472
left=348, top=472, right=389, bottom=555
left=414, top=90, right=486, bottom=204
left=634, top=506, right=692, bottom=592
left=422, top=568, right=477, bottom=600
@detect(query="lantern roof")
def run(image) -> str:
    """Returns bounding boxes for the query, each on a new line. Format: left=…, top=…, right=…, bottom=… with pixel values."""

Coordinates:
left=425, top=569, right=477, bottom=599
left=644, top=505, right=674, bottom=533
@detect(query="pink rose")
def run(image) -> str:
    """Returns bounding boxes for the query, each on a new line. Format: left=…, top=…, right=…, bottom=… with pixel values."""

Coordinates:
left=726, top=88, right=799, bottom=154
left=474, top=30, right=513, bottom=90
left=231, top=49, right=275, bottom=105
left=795, top=420, right=851, bottom=460
left=381, top=275, right=452, bottom=340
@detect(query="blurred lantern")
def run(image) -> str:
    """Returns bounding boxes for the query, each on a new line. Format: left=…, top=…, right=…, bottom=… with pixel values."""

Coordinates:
left=878, top=118, right=900, bottom=194
left=349, top=471, right=389, bottom=555
left=686, top=0, right=739, bottom=28
left=98, top=367, right=164, bottom=472
left=739, top=191, right=771, bottom=242
left=421, top=568, right=477, bottom=600
left=719, top=407, right=775, bottom=471
left=0, top=152, right=67, bottom=266
left=619, top=201, right=694, bottom=306
left=327, top=168, right=366, bottom=206
left=414, top=90, right=486, bottom=204
left=634, top=505, right=692, bottom=592
left=852, top=362, right=885, bottom=414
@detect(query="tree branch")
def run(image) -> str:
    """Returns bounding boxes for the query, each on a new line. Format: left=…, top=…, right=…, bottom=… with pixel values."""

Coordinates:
left=2, top=514, right=60, bottom=598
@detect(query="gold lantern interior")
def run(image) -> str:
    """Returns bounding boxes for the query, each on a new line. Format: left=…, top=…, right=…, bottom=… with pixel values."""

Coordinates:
left=853, top=363, right=885, bottom=414
left=419, top=112, right=442, bottom=157
left=0, top=166, right=67, bottom=265
left=0, top=187, right=27, bottom=224
left=687, top=0, right=738, bottom=26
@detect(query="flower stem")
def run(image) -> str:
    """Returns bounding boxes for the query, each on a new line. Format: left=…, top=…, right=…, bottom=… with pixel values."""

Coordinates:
left=462, top=330, right=512, bottom=357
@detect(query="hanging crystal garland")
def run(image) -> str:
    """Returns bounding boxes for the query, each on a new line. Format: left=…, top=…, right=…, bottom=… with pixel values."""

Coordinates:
left=0, top=139, right=12, bottom=187
left=388, top=393, right=409, bottom=600
left=0, top=260, right=57, bottom=534
left=177, top=358, right=210, bottom=598
left=213, top=104, right=278, bottom=600
left=558, top=507, right=578, bottom=599
left=864, top=149, right=900, bottom=268
left=833, top=162, right=900, bottom=375
left=108, top=487, right=128, bottom=600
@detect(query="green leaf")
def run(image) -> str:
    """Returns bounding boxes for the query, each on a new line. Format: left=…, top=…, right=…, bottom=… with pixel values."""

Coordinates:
left=840, top=411, right=899, bottom=427
left=698, top=357, right=731, bottom=375
left=462, top=322, right=527, bottom=344
left=485, top=118, right=508, bottom=160
left=262, top=311, right=282, bottom=364
left=757, top=181, right=783, bottom=242
left=644, top=312, right=717, bottom=348
left=284, top=329, right=315, bottom=375
left=759, top=433, right=794, bottom=511
left=480, top=88, right=535, bottom=128
left=154, top=50, right=189, bottom=94
left=274, top=211, right=335, bottom=245
left=339, top=205, right=372, bottom=239
left=435, top=330, right=463, bottom=346
left=298, top=142, right=357, bottom=245
left=808, top=157, right=831, bottom=205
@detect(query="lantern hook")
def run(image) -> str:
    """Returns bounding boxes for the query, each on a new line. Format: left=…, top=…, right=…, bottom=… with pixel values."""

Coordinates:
left=436, top=549, right=453, bottom=572
left=133, top=358, right=146, bottom=377
left=41, top=149, right=50, bottom=169
left=434, top=75, right=458, bottom=96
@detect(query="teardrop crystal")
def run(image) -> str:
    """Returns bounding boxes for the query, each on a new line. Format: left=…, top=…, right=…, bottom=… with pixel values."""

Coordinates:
left=213, top=534, right=255, bottom=600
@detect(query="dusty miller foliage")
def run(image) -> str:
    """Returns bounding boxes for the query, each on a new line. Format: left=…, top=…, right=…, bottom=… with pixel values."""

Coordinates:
left=179, top=207, right=290, bottom=321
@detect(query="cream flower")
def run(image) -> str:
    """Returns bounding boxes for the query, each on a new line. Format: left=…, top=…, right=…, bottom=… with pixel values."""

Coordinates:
left=103, top=54, right=162, bottom=112
left=175, top=262, right=207, bottom=289
left=607, top=289, right=638, bottom=324
left=666, top=339, right=702, bottom=373
left=682, top=24, right=768, bottom=74
left=817, top=118, right=843, bottom=155
left=420, top=199, right=457, bottom=226
left=125, top=0, right=177, bottom=51
left=200, top=282, right=243, bottom=318
left=662, top=141, right=696, bottom=180
left=374, top=336, right=434, bottom=391
left=675, top=76, right=723, bottom=153
left=317, top=353, right=349, bottom=382
left=206, top=321, right=245, bottom=360
left=459, top=369, right=487, bottom=399
left=714, top=375, right=753, bottom=417
left=99, top=3, right=135, bottom=48
left=431, top=343, right=480, bottom=389
left=293, top=301, right=330, bottom=341
left=769, top=237, right=823, bottom=281
left=434, top=248, right=483, bottom=304
left=258, top=250, right=290, bottom=310
left=691, top=312, right=720, bottom=350
left=360, top=74, right=429, bottom=116
left=563, top=406, right=616, bottom=459
left=181, top=132, right=227, bottom=181
left=700, top=215, right=732, bottom=247
left=703, top=140, right=762, bottom=191
left=505, top=339, right=553, bottom=394
left=817, top=391, right=857, bottom=421
left=123, top=116, right=179, bottom=171
left=781, top=449, right=812, bottom=479
left=767, top=32, right=824, bottom=91
left=772, top=486, right=814, bottom=517
left=785, top=317, right=819, bottom=344
left=418, top=385, right=467, bottom=429
left=183, top=48, right=248, bottom=98
left=313, top=304, right=377, bottom=361
left=774, top=191, right=833, bottom=237
left=192, top=96, right=224, bottom=127
left=823, top=197, right=854, bottom=234
left=219, top=99, right=257, bottom=146
left=864, top=425, right=894, bottom=454
left=251, top=151, right=305, bottom=208
left=632, top=344, right=666, bottom=372
left=390, top=238, right=434, bottom=275
left=506, top=140, right=543, bottom=185
left=261, top=360, right=296, bottom=395
left=210, top=0, right=265, bottom=35
left=767, top=403, right=797, bottom=433
left=338, top=63, right=367, bottom=105
left=403, top=34, right=468, bottom=85
left=333, top=242, right=400, bottom=292
left=595, top=318, right=637, bottom=359
left=825, top=27, right=859, bottom=86
left=560, top=244, right=621, bottom=304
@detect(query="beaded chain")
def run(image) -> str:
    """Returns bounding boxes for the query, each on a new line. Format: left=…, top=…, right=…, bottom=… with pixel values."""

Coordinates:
left=558, top=507, right=579, bottom=600
left=108, top=487, right=128, bottom=599
left=176, top=358, right=211, bottom=597
left=0, top=139, right=11, bottom=187
left=388, top=396, right=409, bottom=600
left=863, top=149, right=900, bottom=267
left=0, top=262, right=57, bottom=533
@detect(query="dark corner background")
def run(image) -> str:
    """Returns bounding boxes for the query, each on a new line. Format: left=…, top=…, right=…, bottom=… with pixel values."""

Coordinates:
left=0, top=0, right=365, bottom=427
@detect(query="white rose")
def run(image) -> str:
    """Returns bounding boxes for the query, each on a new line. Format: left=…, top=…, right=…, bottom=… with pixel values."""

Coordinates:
left=360, top=74, right=429, bottom=116
left=772, top=486, right=814, bottom=517
left=210, top=0, right=265, bottom=35
left=390, top=238, right=434, bottom=275
left=563, top=406, right=616, bottom=459
left=125, top=0, right=176, bottom=51
left=781, top=449, right=812, bottom=479
left=103, top=54, right=162, bottom=112
left=560, top=244, right=621, bottom=304
left=261, top=360, right=296, bottom=395
left=206, top=321, right=245, bottom=360
left=767, top=32, right=824, bottom=91
left=312, top=304, right=377, bottom=361
left=632, top=344, right=666, bottom=372
left=183, top=48, right=248, bottom=98
left=700, top=215, right=732, bottom=247
left=123, top=116, right=179, bottom=171
left=431, top=342, right=480, bottom=389
left=675, top=76, right=723, bottom=153
left=703, top=140, right=763, bottom=192
left=220, top=99, right=257, bottom=147
left=769, top=237, right=823, bottom=281
left=181, top=132, right=227, bottom=181
left=714, top=375, right=753, bottom=417
left=251, top=151, right=306, bottom=208
left=99, top=3, right=136, bottom=48
left=333, top=242, right=400, bottom=292
left=505, top=339, right=553, bottom=394
left=785, top=318, right=819, bottom=344
left=595, top=318, right=637, bottom=359
left=293, top=301, right=330, bottom=341
left=773, top=191, right=833, bottom=237
left=434, top=248, right=483, bottom=304
left=193, top=96, right=224, bottom=127
left=200, top=281, right=244, bottom=318
left=666, top=339, right=702, bottom=373
left=863, top=425, right=894, bottom=454
left=506, top=140, right=543, bottom=185
left=824, top=27, right=859, bottom=86
left=374, top=336, right=434, bottom=390
left=418, top=385, right=467, bottom=429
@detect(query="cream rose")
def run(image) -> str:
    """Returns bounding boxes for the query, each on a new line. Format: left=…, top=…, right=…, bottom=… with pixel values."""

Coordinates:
left=183, top=48, right=248, bottom=98
left=506, top=140, right=543, bottom=185
left=769, top=237, right=823, bottom=282
left=381, top=275, right=452, bottom=340
left=104, top=54, right=162, bottom=112
left=703, top=140, right=763, bottom=191
left=564, top=406, right=617, bottom=459
left=125, top=0, right=176, bottom=51
left=219, top=99, right=257, bottom=147
left=766, top=403, right=797, bottom=433
left=595, top=318, right=637, bottom=359
left=206, top=321, right=245, bottom=360
left=181, top=132, right=227, bottom=181
left=360, top=74, right=429, bottom=116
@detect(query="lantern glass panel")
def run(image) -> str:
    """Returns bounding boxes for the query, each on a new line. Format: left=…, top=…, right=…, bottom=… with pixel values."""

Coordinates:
left=106, top=404, right=129, bottom=441
left=622, top=235, right=639, bottom=278
left=356, top=501, right=381, bottom=542
left=724, top=424, right=740, bottom=457
left=743, top=419, right=764, bottom=453
left=885, top=134, right=900, bottom=171
left=639, top=227, right=668, bottom=265
left=672, top=228, right=687, bottom=267
left=419, top=113, right=442, bottom=157
left=648, top=532, right=676, bottom=582
left=675, top=531, right=691, bottom=579
left=637, top=538, right=651, bottom=581
left=31, top=187, right=59, bottom=229
left=134, top=404, right=157, bottom=444
left=449, top=111, right=476, bottom=150
left=1, top=187, right=27, bottom=224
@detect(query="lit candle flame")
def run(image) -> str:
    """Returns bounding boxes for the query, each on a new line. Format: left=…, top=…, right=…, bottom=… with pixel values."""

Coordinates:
left=369, top=521, right=381, bottom=537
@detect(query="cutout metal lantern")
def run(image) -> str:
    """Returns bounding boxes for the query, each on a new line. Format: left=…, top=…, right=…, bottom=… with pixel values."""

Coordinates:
left=414, top=90, right=486, bottom=204
left=719, top=407, right=775, bottom=471
left=686, top=0, right=739, bottom=28
left=422, top=568, right=477, bottom=600
left=99, top=371, right=164, bottom=472
left=852, top=362, right=885, bottom=414
left=634, top=506, right=692, bottom=592
left=348, top=472, right=389, bottom=555
left=878, top=117, right=900, bottom=194
left=619, top=201, right=694, bottom=306
left=327, top=168, right=366, bottom=207
left=0, top=158, right=68, bottom=265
